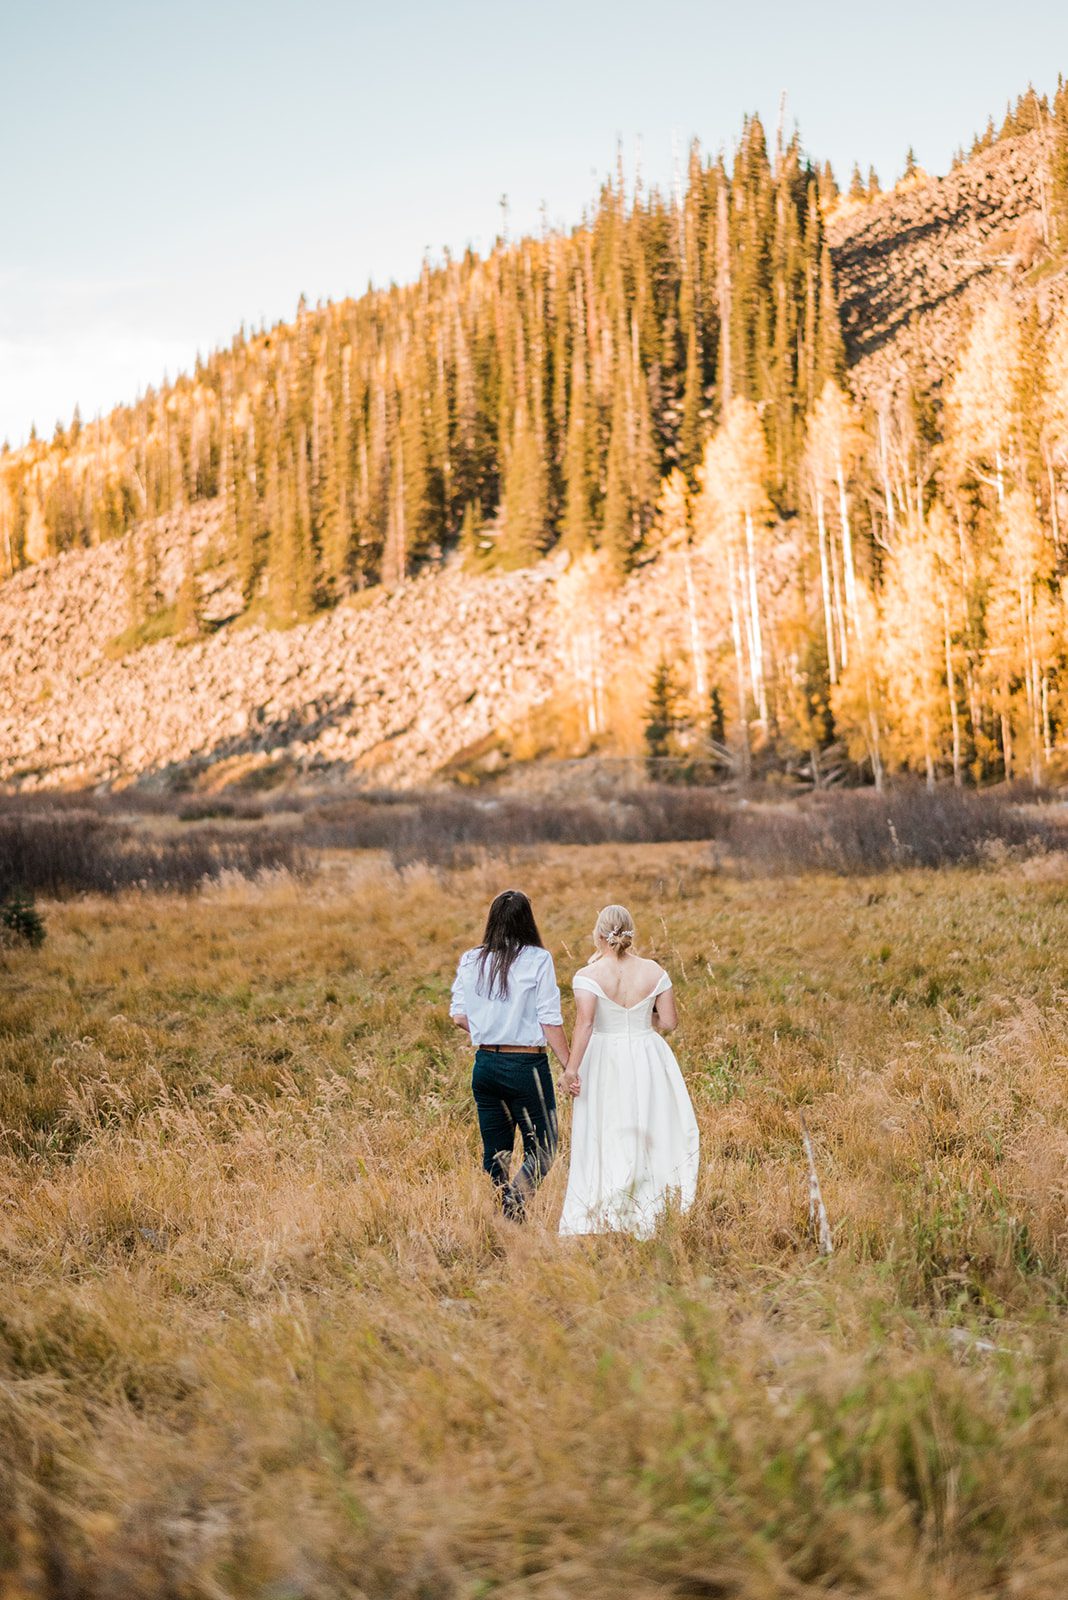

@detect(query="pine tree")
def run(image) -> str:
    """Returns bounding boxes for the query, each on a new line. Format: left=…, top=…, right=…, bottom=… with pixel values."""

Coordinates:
left=643, top=659, right=683, bottom=777
left=601, top=370, right=633, bottom=575
left=1053, top=77, right=1068, bottom=247
left=459, top=499, right=491, bottom=569
left=501, top=395, right=549, bottom=567
left=815, top=243, right=846, bottom=389
left=708, top=685, right=726, bottom=745
left=818, top=161, right=839, bottom=211
left=678, top=325, right=703, bottom=478
left=399, top=346, right=435, bottom=568
left=561, top=334, right=593, bottom=553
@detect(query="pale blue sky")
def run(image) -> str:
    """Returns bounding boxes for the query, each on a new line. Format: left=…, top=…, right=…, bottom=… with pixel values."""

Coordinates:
left=2, top=0, right=1066, bottom=447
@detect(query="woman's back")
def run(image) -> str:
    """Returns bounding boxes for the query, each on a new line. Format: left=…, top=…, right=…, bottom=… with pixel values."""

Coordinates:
left=574, top=953, right=663, bottom=1010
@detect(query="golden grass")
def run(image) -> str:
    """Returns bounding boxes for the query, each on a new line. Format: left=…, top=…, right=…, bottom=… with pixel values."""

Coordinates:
left=2, top=843, right=1068, bottom=1597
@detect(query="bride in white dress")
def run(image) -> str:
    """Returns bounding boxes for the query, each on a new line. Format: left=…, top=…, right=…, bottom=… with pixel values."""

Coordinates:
left=558, top=904, right=700, bottom=1239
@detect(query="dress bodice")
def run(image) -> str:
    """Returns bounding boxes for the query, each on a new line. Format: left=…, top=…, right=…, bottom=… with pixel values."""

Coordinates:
left=573, top=970, right=672, bottom=1037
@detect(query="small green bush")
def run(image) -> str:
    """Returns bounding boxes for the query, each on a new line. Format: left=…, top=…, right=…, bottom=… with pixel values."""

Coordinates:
left=0, top=887, right=45, bottom=946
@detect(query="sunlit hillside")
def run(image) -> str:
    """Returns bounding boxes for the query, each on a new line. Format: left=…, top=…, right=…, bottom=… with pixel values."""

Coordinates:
left=3, top=83, right=1068, bottom=795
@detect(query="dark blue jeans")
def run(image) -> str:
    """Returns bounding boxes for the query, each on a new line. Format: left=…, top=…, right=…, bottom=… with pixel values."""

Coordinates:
left=472, top=1049, right=558, bottom=1220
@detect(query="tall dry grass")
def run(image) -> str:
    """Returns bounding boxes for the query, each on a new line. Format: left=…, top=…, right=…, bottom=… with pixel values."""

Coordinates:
left=1, top=844, right=1068, bottom=1597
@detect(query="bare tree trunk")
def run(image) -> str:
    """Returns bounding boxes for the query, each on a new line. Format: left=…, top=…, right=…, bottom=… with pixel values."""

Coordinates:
left=744, top=510, right=768, bottom=729
left=728, top=545, right=751, bottom=783
left=943, top=594, right=962, bottom=786
left=815, top=487, right=838, bottom=684
left=867, top=692, right=884, bottom=791
left=877, top=407, right=897, bottom=548
left=966, top=662, right=983, bottom=769
left=1021, top=586, right=1042, bottom=785
left=1046, top=451, right=1061, bottom=551
left=592, top=624, right=607, bottom=737
left=683, top=544, right=708, bottom=708
left=829, top=523, right=848, bottom=672
left=835, top=448, right=859, bottom=637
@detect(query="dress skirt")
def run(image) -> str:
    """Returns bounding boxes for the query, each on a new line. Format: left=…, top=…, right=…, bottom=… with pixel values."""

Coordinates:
left=558, top=1027, right=700, bottom=1239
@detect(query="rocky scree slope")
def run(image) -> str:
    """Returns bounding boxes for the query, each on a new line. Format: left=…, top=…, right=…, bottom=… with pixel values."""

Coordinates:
left=0, top=501, right=742, bottom=792
left=828, top=130, right=1066, bottom=400
left=0, top=514, right=567, bottom=790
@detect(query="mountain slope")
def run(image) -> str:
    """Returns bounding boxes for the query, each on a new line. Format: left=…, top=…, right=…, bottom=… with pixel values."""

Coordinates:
left=0, top=521, right=562, bottom=790
left=4, top=125, right=1068, bottom=794
left=829, top=130, right=1066, bottom=399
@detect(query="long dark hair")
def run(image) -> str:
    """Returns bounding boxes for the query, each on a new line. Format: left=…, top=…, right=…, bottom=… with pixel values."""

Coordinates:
left=476, top=889, right=544, bottom=999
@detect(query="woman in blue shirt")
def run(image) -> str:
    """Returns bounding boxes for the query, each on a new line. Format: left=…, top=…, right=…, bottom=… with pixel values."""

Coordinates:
left=451, top=889, right=571, bottom=1219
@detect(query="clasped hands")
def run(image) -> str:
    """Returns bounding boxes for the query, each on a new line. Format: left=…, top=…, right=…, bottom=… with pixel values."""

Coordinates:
left=558, top=1063, right=581, bottom=1098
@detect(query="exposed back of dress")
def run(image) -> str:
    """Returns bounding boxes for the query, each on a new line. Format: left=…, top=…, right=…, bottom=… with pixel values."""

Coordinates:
left=573, top=970, right=672, bottom=1038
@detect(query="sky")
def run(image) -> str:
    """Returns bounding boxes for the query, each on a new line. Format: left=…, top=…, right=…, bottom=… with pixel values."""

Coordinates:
left=2, top=0, right=1067, bottom=448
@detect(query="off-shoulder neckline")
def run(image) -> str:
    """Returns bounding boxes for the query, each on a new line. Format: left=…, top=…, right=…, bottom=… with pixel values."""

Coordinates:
left=573, top=969, right=669, bottom=1009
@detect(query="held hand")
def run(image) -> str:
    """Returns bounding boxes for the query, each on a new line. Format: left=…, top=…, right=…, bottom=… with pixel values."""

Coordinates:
left=560, top=1067, right=581, bottom=1098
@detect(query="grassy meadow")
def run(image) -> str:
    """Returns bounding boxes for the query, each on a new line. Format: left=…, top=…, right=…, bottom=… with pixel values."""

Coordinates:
left=2, top=841, right=1068, bottom=1598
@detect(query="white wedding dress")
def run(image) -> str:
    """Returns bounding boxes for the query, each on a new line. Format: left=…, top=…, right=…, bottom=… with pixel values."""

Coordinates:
left=558, top=970, right=700, bottom=1239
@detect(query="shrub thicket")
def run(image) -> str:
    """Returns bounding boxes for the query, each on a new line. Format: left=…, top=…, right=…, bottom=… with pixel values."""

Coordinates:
left=0, top=809, right=306, bottom=896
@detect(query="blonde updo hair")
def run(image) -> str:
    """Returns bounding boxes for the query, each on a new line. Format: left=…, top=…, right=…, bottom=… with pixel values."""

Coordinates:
left=594, top=903, right=635, bottom=958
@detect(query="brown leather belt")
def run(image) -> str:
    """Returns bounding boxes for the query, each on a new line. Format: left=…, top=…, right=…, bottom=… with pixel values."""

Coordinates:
left=480, top=1044, right=546, bottom=1054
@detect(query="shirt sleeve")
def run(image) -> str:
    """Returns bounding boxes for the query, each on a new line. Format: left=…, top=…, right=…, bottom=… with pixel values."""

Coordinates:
left=535, top=951, right=563, bottom=1026
left=449, top=956, right=468, bottom=1017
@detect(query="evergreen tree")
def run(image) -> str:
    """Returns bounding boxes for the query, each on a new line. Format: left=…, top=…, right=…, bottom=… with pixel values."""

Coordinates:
left=643, top=659, right=683, bottom=777
left=1053, top=77, right=1068, bottom=247
left=501, top=396, right=549, bottom=566
left=561, top=334, right=593, bottom=552
left=458, top=499, right=492, bottom=569
left=815, top=243, right=846, bottom=388
left=601, top=370, right=634, bottom=575
left=678, top=324, right=704, bottom=478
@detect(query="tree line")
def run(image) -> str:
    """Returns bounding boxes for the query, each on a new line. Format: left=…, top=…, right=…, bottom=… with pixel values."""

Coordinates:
left=4, top=87, right=1068, bottom=790
left=0, top=113, right=842, bottom=614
